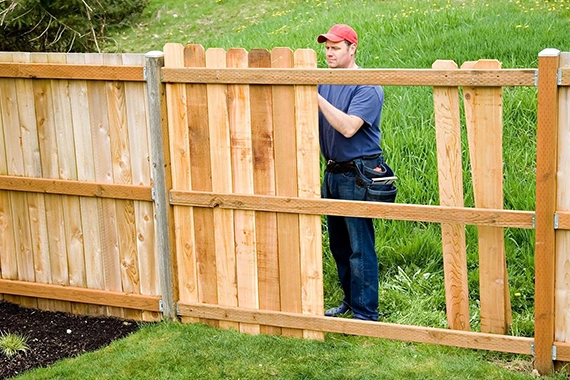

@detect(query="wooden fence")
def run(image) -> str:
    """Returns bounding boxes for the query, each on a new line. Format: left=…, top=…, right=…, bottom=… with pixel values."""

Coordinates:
left=0, top=46, right=569, bottom=373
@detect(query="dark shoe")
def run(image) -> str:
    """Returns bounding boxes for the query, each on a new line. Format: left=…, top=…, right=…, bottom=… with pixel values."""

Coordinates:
left=325, top=303, right=351, bottom=317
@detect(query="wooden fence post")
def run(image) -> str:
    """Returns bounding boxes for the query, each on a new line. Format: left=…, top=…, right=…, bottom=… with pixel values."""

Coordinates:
left=535, top=48, right=560, bottom=374
left=145, top=51, right=176, bottom=320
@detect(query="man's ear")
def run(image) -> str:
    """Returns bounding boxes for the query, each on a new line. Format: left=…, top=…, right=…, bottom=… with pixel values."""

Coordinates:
left=350, top=44, right=357, bottom=55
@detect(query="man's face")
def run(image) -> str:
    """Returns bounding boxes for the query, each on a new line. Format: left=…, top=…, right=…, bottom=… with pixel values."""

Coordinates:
left=324, top=40, right=355, bottom=69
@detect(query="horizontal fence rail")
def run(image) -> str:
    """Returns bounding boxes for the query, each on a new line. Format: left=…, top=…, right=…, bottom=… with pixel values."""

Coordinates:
left=0, top=62, right=145, bottom=81
left=161, top=67, right=537, bottom=86
left=0, top=175, right=153, bottom=201
left=177, top=302, right=534, bottom=355
left=170, top=190, right=535, bottom=229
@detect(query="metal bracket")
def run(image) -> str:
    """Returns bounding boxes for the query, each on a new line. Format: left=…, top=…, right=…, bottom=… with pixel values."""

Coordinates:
left=532, top=214, right=536, bottom=229
left=558, top=68, right=563, bottom=86
left=176, top=302, right=180, bottom=316
left=534, top=70, right=539, bottom=87
left=554, top=213, right=560, bottom=229
left=151, top=188, right=156, bottom=201
left=143, top=66, right=147, bottom=81
left=531, top=342, right=535, bottom=356
left=553, top=345, right=557, bottom=361
left=159, top=300, right=164, bottom=312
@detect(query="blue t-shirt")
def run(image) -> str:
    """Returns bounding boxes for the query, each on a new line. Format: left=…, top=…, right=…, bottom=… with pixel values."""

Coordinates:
left=318, top=83, right=384, bottom=162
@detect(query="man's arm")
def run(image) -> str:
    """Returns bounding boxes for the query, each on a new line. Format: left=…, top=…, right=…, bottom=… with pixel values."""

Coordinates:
left=318, top=94, right=364, bottom=138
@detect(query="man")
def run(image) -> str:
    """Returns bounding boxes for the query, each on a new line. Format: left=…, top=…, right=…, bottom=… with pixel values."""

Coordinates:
left=317, top=24, right=397, bottom=321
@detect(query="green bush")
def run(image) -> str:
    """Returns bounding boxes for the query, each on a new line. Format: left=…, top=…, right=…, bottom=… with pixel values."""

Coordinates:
left=0, top=0, right=149, bottom=52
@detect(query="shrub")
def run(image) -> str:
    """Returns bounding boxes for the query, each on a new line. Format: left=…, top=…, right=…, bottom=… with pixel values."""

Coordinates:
left=0, top=0, right=149, bottom=52
left=0, top=331, right=29, bottom=357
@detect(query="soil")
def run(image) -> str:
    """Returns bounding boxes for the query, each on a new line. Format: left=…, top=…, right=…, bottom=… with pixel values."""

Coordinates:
left=0, top=301, right=143, bottom=379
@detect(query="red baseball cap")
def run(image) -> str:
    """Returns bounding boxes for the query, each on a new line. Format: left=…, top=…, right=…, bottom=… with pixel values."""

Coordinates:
left=317, top=24, right=358, bottom=45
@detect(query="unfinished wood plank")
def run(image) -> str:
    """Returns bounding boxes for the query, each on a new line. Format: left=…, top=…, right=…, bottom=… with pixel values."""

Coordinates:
left=271, top=47, right=303, bottom=338
left=85, top=53, right=122, bottom=317
left=462, top=59, right=509, bottom=334
left=432, top=60, right=470, bottom=331
left=0, top=53, right=36, bottom=308
left=183, top=43, right=214, bottom=326
left=123, top=53, right=160, bottom=322
left=164, top=43, right=199, bottom=324
left=66, top=53, right=104, bottom=316
left=0, top=52, right=19, bottom=305
left=206, top=47, right=238, bottom=331
left=534, top=48, right=560, bottom=374
left=104, top=53, right=141, bottom=320
left=556, top=52, right=570, bottom=342
left=49, top=53, right=86, bottom=315
left=178, top=302, right=533, bottom=355
left=0, top=62, right=144, bottom=81
left=294, top=49, right=323, bottom=340
left=0, top=279, right=160, bottom=311
left=249, top=48, right=281, bottom=336
left=227, top=48, right=259, bottom=335
left=13, top=52, right=50, bottom=311
left=161, top=67, right=536, bottom=87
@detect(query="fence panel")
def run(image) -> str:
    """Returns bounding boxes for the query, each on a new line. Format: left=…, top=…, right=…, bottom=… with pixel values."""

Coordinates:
left=0, top=52, right=159, bottom=320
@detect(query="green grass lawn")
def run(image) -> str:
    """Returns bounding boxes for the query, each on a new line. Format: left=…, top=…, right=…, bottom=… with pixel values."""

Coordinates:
left=14, top=0, right=570, bottom=378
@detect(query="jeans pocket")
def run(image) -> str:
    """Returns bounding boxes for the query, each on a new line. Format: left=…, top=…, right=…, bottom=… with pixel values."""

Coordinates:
left=366, top=183, right=397, bottom=203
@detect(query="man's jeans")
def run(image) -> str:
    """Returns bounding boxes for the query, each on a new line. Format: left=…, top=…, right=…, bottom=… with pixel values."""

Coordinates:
left=322, top=155, right=396, bottom=321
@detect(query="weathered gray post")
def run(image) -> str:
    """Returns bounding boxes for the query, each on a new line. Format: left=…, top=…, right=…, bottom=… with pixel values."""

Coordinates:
left=145, top=50, right=176, bottom=320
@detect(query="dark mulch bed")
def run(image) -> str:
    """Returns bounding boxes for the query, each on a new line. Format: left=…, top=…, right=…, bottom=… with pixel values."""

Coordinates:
left=0, top=301, right=143, bottom=379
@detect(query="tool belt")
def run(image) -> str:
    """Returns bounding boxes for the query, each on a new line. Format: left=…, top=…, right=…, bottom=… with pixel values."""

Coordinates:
left=325, top=160, right=357, bottom=174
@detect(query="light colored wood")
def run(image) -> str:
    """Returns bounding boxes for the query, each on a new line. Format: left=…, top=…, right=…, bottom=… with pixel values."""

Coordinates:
left=227, top=48, right=259, bottom=335
left=104, top=53, right=141, bottom=320
left=271, top=47, right=303, bottom=338
left=0, top=54, right=36, bottom=308
left=534, top=48, right=561, bottom=375
left=31, top=52, right=66, bottom=312
left=170, top=191, right=534, bottom=228
left=183, top=44, right=215, bottom=326
left=164, top=43, right=199, bottom=323
left=0, top=175, right=152, bottom=200
left=49, top=53, right=85, bottom=315
left=0, top=62, right=144, bottom=81
left=85, top=53, right=122, bottom=317
left=161, top=67, right=536, bottom=87
left=13, top=52, right=47, bottom=310
left=554, top=342, right=570, bottom=362
left=558, top=211, right=570, bottom=230
left=432, top=60, right=470, bottom=331
left=249, top=48, right=281, bottom=336
left=556, top=52, right=570, bottom=342
left=462, top=59, right=509, bottom=334
left=0, top=53, right=19, bottom=305
left=294, top=49, right=323, bottom=340
left=126, top=53, right=160, bottom=322
left=177, top=302, right=534, bottom=355
left=206, top=47, right=239, bottom=331
left=559, top=67, right=570, bottom=86
left=0, top=279, right=160, bottom=311
left=66, top=53, right=104, bottom=316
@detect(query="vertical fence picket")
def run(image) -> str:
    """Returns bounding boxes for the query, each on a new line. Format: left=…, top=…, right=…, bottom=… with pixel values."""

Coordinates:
left=432, top=60, right=470, bottom=331
left=249, top=48, right=281, bottom=336
left=124, top=53, right=160, bottom=322
left=183, top=44, right=215, bottom=325
left=294, top=49, right=324, bottom=340
left=271, top=47, right=303, bottom=338
left=462, top=60, right=510, bottom=334
left=66, top=53, right=102, bottom=316
left=164, top=43, right=198, bottom=323
left=556, top=52, right=570, bottom=342
left=227, top=48, right=259, bottom=334
left=0, top=52, right=22, bottom=306
left=48, top=53, right=86, bottom=315
left=85, top=53, right=122, bottom=317
left=206, top=48, right=239, bottom=331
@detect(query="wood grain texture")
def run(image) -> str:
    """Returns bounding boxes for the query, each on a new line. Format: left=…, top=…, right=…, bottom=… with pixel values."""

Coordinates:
left=432, top=60, right=470, bottom=331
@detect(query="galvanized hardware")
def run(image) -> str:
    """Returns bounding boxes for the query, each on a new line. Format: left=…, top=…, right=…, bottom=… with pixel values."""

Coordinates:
left=558, top=68, right=563, bottom=86
left=532, top=214, right=536, bottom=229
left=534, top=70, right=539, bottom=87
left=553, top=345, right=557, bottom=360
left=143, top=66, right=147, bottom=81
left=159, top=299, right=164, bottom=312
left=554, top=213, right=559, bottom=229
left=151, top=187, right=156, bottom=201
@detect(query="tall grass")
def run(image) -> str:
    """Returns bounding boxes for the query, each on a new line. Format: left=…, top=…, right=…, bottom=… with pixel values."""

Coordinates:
left=103, top=0, right=570, bottom=335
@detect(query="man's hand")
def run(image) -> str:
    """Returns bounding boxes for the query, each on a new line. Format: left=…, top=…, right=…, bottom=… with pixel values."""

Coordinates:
left=318, top=94, right=364, bottom=138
